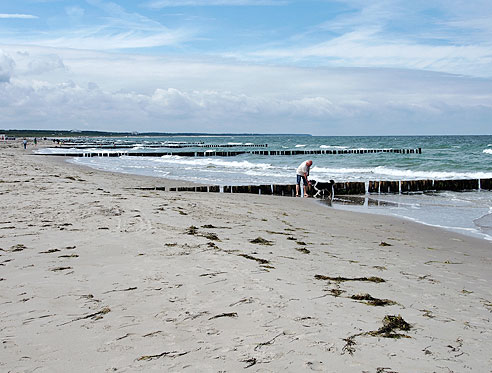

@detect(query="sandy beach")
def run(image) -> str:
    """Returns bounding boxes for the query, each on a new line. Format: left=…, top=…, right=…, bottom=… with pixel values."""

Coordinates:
left=1, top=140, right=491, bottom=373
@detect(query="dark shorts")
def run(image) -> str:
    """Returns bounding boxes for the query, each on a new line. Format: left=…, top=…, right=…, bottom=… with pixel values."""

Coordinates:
left=296, top=174, right=308, bottom=185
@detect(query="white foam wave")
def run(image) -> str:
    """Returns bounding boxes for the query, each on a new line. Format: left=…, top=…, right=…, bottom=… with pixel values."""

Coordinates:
left=320, top=145, right=348, bottom=149
left=312, top=165, right=492, bottom=180
left=295, top=144, right=306, bottom=148
left=483, top=149, right=492, bottom=155
left=148, top=155, right=274, bottom=170
left=227, top=142, right=243, bottom=145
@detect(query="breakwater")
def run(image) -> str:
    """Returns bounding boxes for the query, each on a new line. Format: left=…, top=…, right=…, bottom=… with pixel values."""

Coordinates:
left=135, top=178, right=492, bottom=197
left=40, top=147, right=422, bottom=158
left=55, top=143, right=268, bottom=149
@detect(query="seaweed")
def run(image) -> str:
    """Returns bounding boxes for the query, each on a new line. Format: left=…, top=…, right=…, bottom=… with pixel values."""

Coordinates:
left=58, top=254, right=79, bottom=258
left=239, top=254, right=270, bottom=265
left=51, top=266, right=72, bottom=272
left=249, top=237, right=273, bottom=245
left=40, top=248, right=60, bottom=254
left=342, top=315, right=412, bottom=354
left=379, top=242, right=392, bottom=246
left=295, top=247, right=310, bottom=254
left=296, top=241, right=307, bottom=246
left=350, top=293, right=396, bottom=307
left=202, top=232, right=220, bottom=241
left=241, top=358, right=257, bottom=368
left=368, top=315, right=411, bottom=338
left=9, top=244, right=26, bottom=252
left=187, top=226, right=198, bottom=235
left=315, top=275, right=385, bottom=283
left=329, top=288, right=345, bottom=297
left=266, top=230, right=290, bottom=235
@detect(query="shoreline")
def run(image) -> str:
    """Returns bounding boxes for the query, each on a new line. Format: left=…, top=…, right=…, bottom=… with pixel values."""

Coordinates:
left=38, top=141, right=492, bottom=243
left=1, top=140, right=491, bottom=372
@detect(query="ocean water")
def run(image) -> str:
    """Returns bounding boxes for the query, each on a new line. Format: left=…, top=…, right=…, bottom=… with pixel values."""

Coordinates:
left=38, top=135, right=492, bottom=241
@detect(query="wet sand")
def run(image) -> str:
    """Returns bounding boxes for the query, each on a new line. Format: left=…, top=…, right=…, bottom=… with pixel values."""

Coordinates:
left=1, top=140, right=491, bottom=372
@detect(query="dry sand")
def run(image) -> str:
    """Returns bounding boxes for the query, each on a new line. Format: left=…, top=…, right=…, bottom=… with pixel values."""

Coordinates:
left=1, top=140, right=491, bottom=372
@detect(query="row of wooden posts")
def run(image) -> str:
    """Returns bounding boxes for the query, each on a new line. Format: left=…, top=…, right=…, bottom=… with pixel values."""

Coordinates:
left=44, top=147, right=422, bottom=158
left=136, top=178, right=492, bottom=197
left=56, top=143, right=268, bottom=149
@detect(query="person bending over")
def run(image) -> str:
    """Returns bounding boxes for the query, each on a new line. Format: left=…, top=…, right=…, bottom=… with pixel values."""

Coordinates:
left=296, top=160, right=312, bottom=197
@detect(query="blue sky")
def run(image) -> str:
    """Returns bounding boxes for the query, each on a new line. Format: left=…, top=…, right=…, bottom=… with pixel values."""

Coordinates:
left=1, top=0, right=491, bottom=134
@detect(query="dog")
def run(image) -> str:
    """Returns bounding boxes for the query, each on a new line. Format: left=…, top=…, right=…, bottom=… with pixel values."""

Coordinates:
left=308, top=179, right=335, bottom=200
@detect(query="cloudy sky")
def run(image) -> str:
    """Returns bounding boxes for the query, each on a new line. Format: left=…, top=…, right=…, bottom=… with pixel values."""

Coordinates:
left=1, top=0, right=491, bottom=135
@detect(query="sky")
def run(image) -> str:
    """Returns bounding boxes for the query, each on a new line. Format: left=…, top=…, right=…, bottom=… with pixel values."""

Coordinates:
left=1, top=0, right=492, bottom=135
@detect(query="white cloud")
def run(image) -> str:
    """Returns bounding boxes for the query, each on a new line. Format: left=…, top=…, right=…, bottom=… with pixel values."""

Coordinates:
left=0, top=50, right=15, bottom=83
left=1, top=46, right=491, bottom=134
left=0, top=14, right=38, bottom=19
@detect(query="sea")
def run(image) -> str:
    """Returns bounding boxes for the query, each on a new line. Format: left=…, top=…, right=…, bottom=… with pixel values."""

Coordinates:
left=38, top=135, right=492, bottom=241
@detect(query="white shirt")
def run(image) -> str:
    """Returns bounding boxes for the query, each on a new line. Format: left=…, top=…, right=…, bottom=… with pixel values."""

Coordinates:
left=296, top=161, right=310, bottom=176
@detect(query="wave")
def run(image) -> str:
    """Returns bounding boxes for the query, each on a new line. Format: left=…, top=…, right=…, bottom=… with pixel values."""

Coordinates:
left=147, top=155, right=275, bottom=170
left=483, top=149, right=492, bottom=155
left=320, top=145, right=349, bottom=149
left=312, top=165, right=492, bottom=180
left=295, top=144, right=306, bottom=148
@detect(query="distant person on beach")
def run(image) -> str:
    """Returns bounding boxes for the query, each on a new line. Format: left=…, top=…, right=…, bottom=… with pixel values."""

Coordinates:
left=296, top=160, right=312, bottom=197
left=34, top=138, right=37, bottom=146
left=22, top=139, right=27, bottom=150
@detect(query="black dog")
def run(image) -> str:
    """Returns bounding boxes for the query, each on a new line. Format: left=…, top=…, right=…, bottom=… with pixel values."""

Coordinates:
left=309, top=179, right=335, bottom=200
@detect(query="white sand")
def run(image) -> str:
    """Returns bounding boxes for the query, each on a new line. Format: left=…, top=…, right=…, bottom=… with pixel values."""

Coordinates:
left=1, top=141, right=491, bottom=372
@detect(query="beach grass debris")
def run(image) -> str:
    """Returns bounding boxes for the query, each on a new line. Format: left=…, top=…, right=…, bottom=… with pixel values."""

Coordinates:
left=201, top=224, right=216, bottom=228
left=138, top=350, right=190, bottom=361
left=296, top=241, right=307, bottom=246
left=295, top=247, right=310, bottom=254
left=208, top=312, right=238, bottom=320
left=249, top=237, right=273, bottom=245
left=229, top=297, right=254, bottom=307
left=199, top=271, right=227, bottom=278
left=379, top=241, right=392, bottom=247
left=255, top=332, right=285, bottom=351
left=103, top=286, right=137, bottom=294
left=239, top=253, right=270, bottom=265
left=342, top=336, right=356, bottom=355
left=350, top=293, right=396, bottom=307
left=287, top=236, right=296, bottom=240
left=58, top=307, right=111, bottom=326
left=315, top=275, right=385, bottom=283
